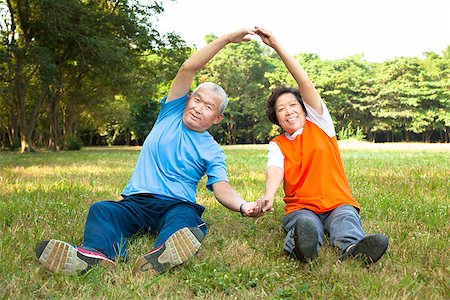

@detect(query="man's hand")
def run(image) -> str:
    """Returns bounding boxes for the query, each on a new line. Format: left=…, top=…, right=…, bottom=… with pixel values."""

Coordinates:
left=227, top=28, right=255, bottom=44
left=240, top=201, right=265, bottom=218
left=240, top=197, right=275, bottom=218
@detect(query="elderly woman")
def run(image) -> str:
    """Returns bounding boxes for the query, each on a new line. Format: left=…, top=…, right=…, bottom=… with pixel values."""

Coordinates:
left=254, top=27, right=388, bottom=265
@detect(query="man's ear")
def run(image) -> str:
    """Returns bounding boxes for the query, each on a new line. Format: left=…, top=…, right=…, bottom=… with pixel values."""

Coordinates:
left=213, top=114, right=224, bottom=124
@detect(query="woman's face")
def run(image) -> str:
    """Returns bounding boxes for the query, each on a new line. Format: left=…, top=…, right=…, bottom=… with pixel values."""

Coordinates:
left=274, top=93, right=306, bottom=135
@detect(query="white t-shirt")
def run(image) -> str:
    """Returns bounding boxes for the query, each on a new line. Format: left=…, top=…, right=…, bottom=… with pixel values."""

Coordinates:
left=266, top=100, right=336, bottom=171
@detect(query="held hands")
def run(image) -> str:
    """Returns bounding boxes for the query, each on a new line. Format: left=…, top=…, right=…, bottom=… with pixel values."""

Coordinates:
left=240, top=196, right=275, bottom=218
left=256, top=195, right=275, bottom=213
left=240, top=201, right=264, bottom=218
left=223, top=27, right=279, bottom=48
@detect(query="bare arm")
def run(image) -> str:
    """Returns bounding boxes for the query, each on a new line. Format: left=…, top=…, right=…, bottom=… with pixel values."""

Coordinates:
left=257, top=166, right=284, bottom=212
left=254, top=27, right=323, bottom=114
left=212, top=181, right=260, bottom=217
left=166, top=28, right=255, bottom=102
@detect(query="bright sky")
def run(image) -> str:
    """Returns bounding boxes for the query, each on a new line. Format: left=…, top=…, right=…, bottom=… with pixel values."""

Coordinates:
left=155, top=0, right=450, bottom=62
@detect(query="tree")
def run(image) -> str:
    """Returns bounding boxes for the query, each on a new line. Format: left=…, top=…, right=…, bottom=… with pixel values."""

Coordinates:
left=373, top=55, right=448, bottom=142
left=125, top=32, right=192, bottom=145
left=0, top=0, right=165, bottom=152
left=319, top=55, right=375, bottom=140
left=421, top=49, right=450, bottom=142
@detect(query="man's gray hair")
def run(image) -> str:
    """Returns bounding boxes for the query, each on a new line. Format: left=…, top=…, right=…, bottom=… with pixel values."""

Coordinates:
left=192, top=82, right=228, bottom=114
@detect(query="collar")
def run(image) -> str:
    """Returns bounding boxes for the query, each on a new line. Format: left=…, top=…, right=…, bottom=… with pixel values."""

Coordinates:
left=284, top=127, right=304, bottom=140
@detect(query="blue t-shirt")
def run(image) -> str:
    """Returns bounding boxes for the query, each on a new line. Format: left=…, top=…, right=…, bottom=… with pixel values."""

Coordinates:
left=121, top=94, right=228, bottom=203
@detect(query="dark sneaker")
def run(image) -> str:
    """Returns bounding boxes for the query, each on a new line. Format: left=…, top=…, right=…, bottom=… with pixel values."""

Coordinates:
left=339, top=234, right=389, bottom=265
left=133, top=227, right=204, bottom=275
left=293, top=218, right=318, bottom=263
left=35, top=239, right=116, bottom=274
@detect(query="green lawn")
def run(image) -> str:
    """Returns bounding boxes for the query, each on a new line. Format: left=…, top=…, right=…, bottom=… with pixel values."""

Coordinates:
left=0, top=143, right=449, bottom=299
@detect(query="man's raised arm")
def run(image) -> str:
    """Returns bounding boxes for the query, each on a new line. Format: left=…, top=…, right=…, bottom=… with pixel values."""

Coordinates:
left=166, top=28, right=255, bottom=102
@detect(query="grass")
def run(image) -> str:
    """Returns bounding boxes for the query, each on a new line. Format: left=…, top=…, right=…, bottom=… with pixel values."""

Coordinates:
left=0, top=142, right=449, bottom=299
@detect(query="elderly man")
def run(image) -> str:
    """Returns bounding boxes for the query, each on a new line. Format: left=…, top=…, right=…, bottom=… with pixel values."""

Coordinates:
left=36, top=28, right=262, bottom=276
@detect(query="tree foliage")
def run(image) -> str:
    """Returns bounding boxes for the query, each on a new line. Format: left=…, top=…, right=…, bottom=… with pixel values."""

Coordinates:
left=0, top=1, right=449, bottom=151
left=198, top=34, right=272, bottom=144
left=0, top=0, right=170, bottom=151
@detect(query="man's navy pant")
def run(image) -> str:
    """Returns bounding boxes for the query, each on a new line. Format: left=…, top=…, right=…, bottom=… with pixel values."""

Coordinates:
left=82, top=194, right=207, bottom=260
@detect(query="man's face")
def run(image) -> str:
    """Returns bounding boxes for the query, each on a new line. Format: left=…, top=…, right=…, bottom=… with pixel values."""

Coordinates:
left=182, top=87, right=224, bottom=132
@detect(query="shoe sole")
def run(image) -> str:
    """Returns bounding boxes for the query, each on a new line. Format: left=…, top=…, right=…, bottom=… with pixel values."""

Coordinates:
left=134, top=227, right=204, bottom=275
left=353, top=234, right=389, bottom=265
left=35, top=239, right=115, bottom=274
left=294, top=219, right=318, bottom=263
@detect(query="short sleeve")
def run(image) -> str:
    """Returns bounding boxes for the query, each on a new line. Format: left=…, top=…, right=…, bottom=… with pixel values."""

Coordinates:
left=267, top=142, right=284, bottom=171
left=304, top=100, right=336, bottom=138
left=155, top=94, right=188, bottom=125
left=205, top=148, right=228, bottom=191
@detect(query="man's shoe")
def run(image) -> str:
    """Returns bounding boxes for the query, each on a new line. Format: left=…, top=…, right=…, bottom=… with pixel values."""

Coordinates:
left=35, top=239, right=116, bottom=274
left=133, top=227, right=204, bottom=275
left=293, top=218, right=318, bottom=263
left=339, top=234, right=388, bottom=265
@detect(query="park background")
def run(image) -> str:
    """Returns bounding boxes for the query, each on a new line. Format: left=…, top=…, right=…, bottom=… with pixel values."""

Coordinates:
left=0, top=0, right=449, bottom=299
left=1, top=0, right=449, bottom=153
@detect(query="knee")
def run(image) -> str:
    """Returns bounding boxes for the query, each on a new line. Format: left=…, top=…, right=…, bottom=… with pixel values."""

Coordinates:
left=294, top=215, right=322, bottom=236
left=166, top=205, right=199, bottom=223
left=89, top=201, right=105, bottom=211
left=297, top=214, right=315, bottom=222
left=297, top=213, right=321, bottom=227
left=334, top=205, right=360, bottom=219
left=87, top=201, right=112, bottom=217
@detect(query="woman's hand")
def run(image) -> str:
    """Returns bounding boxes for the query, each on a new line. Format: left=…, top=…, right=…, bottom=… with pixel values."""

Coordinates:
left=254, top=26, right=279, bottom=48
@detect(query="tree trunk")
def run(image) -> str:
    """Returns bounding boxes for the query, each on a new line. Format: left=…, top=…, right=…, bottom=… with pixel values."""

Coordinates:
left=226, top=116, right=237, bottom=145
left=444, top=127, right=449, bottom=143
left=17, top=80, right=48, bottom=153
left=64, top=106, right=75, bottom=136
left=424, top=130, right=433, bottom=143
left=48, top=91, right=62, bottom=151
left=7, top=91, right=19, bottom=147
left=405, top=130, right=411, bottom=142
left=15, top=56, right=33, bottom=153
left=6, top=126, right=18, bottom=149
left=445, top=127, right=450, bottom=143
left=125, top=131, right=131, bottom=146
left=7, top=0, right=50, bottom=152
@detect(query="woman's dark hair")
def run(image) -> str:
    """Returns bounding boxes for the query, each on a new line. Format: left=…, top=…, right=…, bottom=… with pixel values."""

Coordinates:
left=266, top=86, right=307, bottom=126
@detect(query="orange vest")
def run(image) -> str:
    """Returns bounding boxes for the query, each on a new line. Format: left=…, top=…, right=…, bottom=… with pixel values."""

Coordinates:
left=272, top=120, right=360, bottom=215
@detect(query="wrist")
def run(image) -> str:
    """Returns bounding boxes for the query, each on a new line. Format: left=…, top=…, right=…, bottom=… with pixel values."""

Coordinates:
left=226, top=34, right=234, bottom=44
left=263, top=194, right=274, bottom=201
left=216, top=33, right=231, bottom=45
left=239, top=202, right=246, bottom=216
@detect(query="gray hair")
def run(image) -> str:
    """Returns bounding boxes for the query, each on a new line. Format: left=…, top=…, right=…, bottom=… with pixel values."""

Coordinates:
left=192, top=82, right=228, bottom=114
